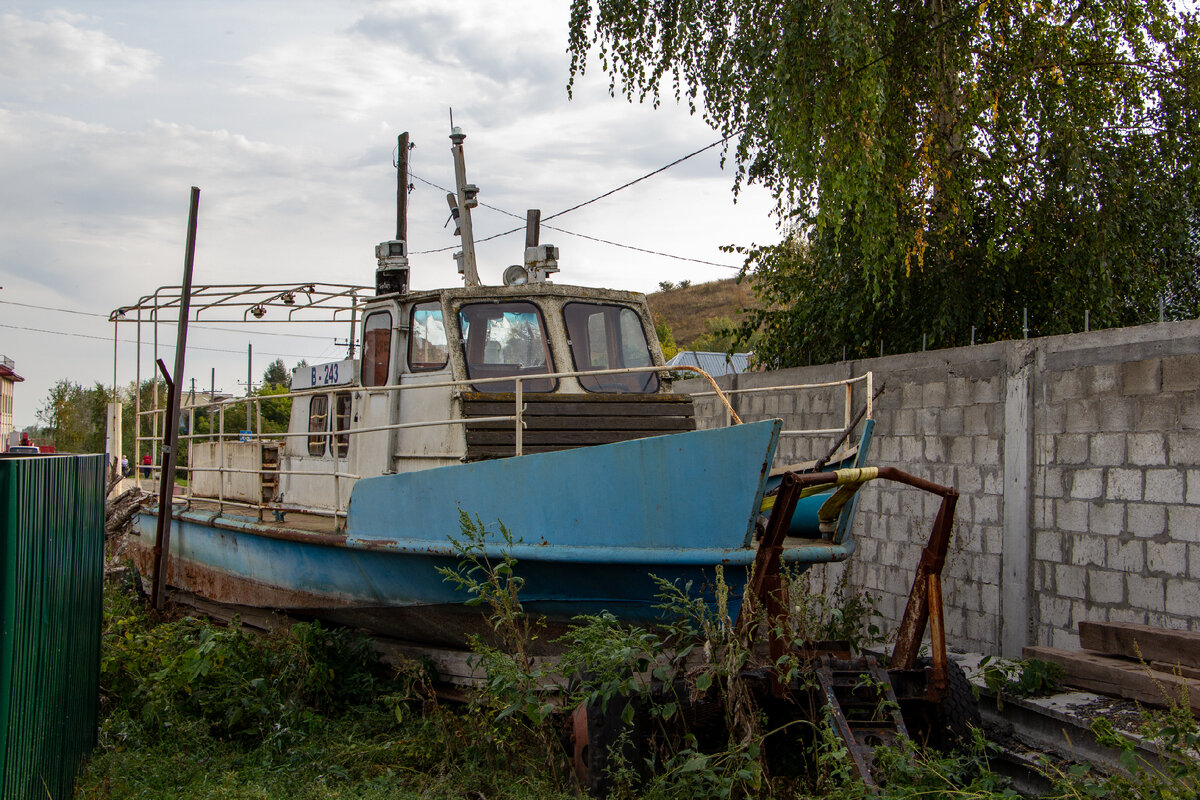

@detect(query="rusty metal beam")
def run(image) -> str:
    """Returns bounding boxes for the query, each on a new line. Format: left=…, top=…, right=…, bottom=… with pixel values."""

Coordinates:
left=890, top=491, right=958, bottom=671
left=151, top=187, right=199, bottom=611
left=736, top=472, right=798, bottom=655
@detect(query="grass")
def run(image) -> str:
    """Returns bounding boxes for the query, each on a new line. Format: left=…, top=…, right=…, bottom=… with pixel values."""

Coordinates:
left=76, top=570, right=1200, bottom=800
left=76, top=580, right=573, bottom=800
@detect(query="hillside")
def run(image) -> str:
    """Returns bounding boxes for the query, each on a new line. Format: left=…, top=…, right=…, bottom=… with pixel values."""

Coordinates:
left=646, top=278, right=756, bottom=348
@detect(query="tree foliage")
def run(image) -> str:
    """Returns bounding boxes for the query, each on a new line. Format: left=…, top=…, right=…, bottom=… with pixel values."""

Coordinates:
left=569, top=0, right=1200, bottom=367
left=262, top=358, right=291, bottom=389
left=36, top=380, right=113, bottom=453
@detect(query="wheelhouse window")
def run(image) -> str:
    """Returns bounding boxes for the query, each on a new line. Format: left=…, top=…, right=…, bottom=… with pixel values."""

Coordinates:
left=408, top=301, right=448, bottom=371
left=361, top=311, right=392, bottom=387
left=334, top=392, right=351, bottom=458
left=562, top=303, right=658, bottom=393
left=458, top=301, right=556, bottom=392
left=307, top=395, right=329, bottom=456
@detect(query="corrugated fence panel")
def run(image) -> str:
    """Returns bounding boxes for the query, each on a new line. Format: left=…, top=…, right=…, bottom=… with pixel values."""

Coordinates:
left=0, top=454, right=104, bottom=800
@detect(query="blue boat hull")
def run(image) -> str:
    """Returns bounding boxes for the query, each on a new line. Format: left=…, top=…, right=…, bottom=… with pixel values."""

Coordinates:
left=130, top=420, right=859, bottom=647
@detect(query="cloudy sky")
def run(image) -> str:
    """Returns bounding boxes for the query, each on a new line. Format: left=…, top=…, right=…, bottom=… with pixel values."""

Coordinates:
left=0, top=2, right=781, bottom=430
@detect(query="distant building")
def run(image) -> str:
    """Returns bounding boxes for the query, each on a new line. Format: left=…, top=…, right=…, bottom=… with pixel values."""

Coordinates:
left=666, top=350, right=751, bottom=377
left=0, top=355, right=25, bottom=452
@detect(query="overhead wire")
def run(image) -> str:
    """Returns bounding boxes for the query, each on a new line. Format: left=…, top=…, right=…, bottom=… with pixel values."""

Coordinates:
left=0, top=322, right=326, bottom=360
left=409, top=0, right=990, bottom=258
left=0, top=299, right=337, bottom=339
left=408, top=171, right=739, bottom=268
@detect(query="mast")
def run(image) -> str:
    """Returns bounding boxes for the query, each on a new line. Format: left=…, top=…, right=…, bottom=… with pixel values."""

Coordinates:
left=449, top=127, right=481, bottom=286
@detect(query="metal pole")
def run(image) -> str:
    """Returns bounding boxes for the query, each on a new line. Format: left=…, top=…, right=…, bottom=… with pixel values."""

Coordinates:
left=246, top=343, right=253, bottom=434
left=1023, top=307, right=1028, bottom=339
left=151, top=186, right=200, bottom=612
left=210, top=368, right=215, bottom=441
left=449, top=128, right=480, bottom=286
left=135, top=311, right=142, bottom=485
left=348, top=293, right=357, bottom=359
left=1085, top=309, right=1090, bottom=332
left=515, top=378, right=523, bottom=456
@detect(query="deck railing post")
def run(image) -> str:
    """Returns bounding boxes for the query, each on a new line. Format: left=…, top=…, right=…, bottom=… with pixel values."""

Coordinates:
left=218, top=405, right=225, bottom=514
left=331, top=395, right=342, bottom=528
left=515, top=378, right=524, bottom=456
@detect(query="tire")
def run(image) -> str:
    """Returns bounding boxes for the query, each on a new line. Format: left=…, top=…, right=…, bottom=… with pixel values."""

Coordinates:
left=930, top=658, right=982, bottom=750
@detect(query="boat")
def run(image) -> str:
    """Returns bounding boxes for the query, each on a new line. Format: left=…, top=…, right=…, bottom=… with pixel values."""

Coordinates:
left=117, top=128, right=877, bottom=650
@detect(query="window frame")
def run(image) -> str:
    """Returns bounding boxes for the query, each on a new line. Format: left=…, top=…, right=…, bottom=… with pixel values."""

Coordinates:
left=361, top=310, right=393, bottom=387
left=561, top=302, right=659, bottom=393
left=307, top=395, right=329, bottom=456
left=407, top=301, right=449, bottom=372
left=333, top=391, right=351, bottom=458
left=457, top=301, right=557, bottom=393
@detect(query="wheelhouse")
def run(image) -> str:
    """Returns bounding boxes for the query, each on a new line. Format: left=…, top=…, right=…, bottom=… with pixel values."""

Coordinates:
left=273, top=282, right=670, bottom=512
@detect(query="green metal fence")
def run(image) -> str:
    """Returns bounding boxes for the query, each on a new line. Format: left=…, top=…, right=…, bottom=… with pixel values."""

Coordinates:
left=0, top=454, right=105, bottom=800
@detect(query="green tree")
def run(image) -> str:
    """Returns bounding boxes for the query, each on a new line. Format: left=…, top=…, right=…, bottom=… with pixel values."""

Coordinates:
left=689, top=316, right=739, bottom=354
left=262, top=358, right=291, bottom=389
left=655, top=321, right=680, bottom=359
left=37, top=380, right=112, bottom=453
left=569, top=0, right=1200, bottom=367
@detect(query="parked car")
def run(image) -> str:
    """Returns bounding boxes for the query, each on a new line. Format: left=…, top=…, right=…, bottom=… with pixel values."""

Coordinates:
left=7, top=445, right=41, bottom=454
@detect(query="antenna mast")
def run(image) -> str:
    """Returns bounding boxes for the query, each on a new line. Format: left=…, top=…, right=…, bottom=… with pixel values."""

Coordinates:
left=449, top=126, right=481, bottom=286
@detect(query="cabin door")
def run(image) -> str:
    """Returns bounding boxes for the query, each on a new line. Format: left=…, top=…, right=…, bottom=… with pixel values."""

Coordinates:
left=392, top=300, right=459, bottom=473
left=353, top=306, right=401, bottom=479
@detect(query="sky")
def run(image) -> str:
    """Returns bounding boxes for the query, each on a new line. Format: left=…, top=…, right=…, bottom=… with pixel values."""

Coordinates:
left=0, top=2, right=782, bottom=430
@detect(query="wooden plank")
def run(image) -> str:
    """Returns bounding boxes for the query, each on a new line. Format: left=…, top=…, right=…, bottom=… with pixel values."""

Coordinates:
left=1079, top=621, right=1200, bottom=671
left=463, top=400, right=695, bottom=417
left=1151, top=661, right=1200, bottom=681
left=466, top=415, right=694, bottom=432
left=1024, top=645, right=1200, bottom=713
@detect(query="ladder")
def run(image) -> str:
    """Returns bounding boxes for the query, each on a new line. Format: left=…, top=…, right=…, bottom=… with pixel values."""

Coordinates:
left=815, top=655, right=909, bottom=791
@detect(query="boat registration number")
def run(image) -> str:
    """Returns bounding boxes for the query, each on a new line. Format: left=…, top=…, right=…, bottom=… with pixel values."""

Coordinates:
left=292, top=358, right=356, bottom=390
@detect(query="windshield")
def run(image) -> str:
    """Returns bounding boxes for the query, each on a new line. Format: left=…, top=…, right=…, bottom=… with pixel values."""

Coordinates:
left=562, top=302, right=657, bottom=393
left=458, top=302, right=556, bottom=392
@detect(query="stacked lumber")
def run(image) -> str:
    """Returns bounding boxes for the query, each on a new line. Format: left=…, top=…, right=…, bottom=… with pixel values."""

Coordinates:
left=1024, top=621, right=1200, bottom=713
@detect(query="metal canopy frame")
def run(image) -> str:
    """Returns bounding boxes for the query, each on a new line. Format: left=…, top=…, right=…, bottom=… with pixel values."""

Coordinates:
left=108, top=281, right=374, bottom=518
left=108, top=282, right=371, bottom=324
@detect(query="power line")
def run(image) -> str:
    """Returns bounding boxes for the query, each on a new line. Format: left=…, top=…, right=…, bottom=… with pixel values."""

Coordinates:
left=409, top=171, right=739, bottom=268
left=0, top=299, right=334, bottom=340
left=0, top=322, right=323, bottom=360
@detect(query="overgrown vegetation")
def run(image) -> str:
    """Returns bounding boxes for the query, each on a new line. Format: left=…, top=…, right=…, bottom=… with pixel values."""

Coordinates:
left=976, top=655, right=1067, bottom=710
left=82, top=520, right=1200, bottom=799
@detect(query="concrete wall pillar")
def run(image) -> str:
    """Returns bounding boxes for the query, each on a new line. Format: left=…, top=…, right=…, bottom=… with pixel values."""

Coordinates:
left=1001, top=342, right=1035, bottom=656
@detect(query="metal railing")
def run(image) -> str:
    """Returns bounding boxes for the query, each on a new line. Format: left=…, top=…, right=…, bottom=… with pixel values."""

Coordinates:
left=135, top=366, right=870, bottom=522
left=689, top=372, right=874, bottom=435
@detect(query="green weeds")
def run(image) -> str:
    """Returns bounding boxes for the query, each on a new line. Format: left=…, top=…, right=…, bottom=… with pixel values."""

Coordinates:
left=976, top=656, right=1067, bottom=710
left=81, top=518, right=1200, bottom=800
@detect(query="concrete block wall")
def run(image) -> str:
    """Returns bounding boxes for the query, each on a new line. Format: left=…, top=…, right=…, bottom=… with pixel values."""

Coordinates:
left=680, top=319, right=1200, bottom=656
left=1028, top=327, right=1200, bottom=650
